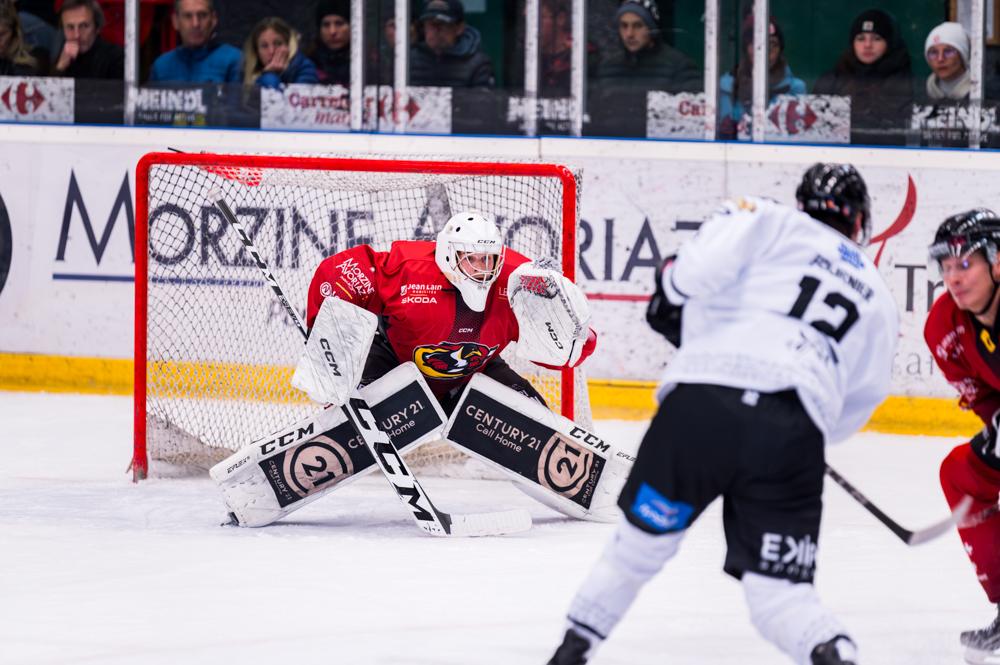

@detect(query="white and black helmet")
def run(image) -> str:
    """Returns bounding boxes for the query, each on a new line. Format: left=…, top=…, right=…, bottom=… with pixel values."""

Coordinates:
left=796, top=163, right=872, bottom=246
left=435, top=211, right=505, bottom=312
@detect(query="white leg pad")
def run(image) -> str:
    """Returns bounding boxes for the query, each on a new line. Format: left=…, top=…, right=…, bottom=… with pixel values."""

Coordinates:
left=743, top=572, right=852, bottom=665
left=567, top=516, right=684, bottom=638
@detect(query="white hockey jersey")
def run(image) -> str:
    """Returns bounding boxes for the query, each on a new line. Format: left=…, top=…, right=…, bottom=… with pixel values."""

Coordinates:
left=659, top=196, right=899, bottom=444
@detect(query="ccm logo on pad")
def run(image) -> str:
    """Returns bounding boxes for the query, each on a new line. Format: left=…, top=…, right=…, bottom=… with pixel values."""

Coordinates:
left=545, top=321, right=563, bottom=349
left=320, top=338, right=342, bottom=376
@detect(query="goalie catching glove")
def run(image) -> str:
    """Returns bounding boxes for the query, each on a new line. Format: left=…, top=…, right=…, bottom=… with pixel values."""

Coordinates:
left=509, top=259, right=596, bottom=368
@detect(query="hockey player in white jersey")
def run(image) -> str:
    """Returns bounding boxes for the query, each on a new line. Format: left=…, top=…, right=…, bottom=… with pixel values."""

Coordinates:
left=547, top=164, right=899, bottom=665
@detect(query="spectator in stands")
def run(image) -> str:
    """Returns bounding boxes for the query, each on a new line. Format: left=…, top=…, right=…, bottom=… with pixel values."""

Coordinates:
left=51, top=0, right=124, bottom=79
left=925, top=21, right=971, bottom=101
left=410, top=0, right=495, bottom=88
left=309, top=0, right=350, bottom=86
left=213, top=2, right=317, bottom=58
left=14, top=1, right=57, bottom=63
left=540, top=0, right=572, bottom=94
left=149, top=0, right=241, bottom=83
left=812, top=9, right=912, bottom=145
left=718, top=18, right=805, bottom=139
left=372, top=8, right=396, bottom=85
left=243, top=16, right=318, bottom=89
left=591, top=0, right=700, bottom=93
left=0, top=1, right=42, bottom=74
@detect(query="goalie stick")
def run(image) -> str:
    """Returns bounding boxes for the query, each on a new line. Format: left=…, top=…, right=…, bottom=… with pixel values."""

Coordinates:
left=825, top=464, right=972, bottom=546
left=210, top=191, right=531, bottom=537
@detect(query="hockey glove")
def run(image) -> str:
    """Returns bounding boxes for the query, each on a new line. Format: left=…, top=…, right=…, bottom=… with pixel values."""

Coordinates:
left=645, top=255, right=683, bottom=348
left=973, top=409, right=1000, bottom=468
left=510, top=260, right=593, bottom=367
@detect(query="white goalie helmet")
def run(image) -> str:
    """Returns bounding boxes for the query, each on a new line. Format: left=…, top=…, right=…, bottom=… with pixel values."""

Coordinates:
left=435, top=211, right=506, bottom=312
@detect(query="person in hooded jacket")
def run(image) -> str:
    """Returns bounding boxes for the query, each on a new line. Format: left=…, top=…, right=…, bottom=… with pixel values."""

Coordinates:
left=242, top=16, right=318, bottom=89
left=813, top=9, right=913, bottom=146
left=409, top=0, right=494, bottom=88
left=309, top=0, right=350, bottom=87
left=718, top=18, right=805, bottom=140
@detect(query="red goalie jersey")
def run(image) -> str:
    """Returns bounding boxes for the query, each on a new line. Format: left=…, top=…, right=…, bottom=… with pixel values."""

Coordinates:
left=305, top=240, right=593, bottom=400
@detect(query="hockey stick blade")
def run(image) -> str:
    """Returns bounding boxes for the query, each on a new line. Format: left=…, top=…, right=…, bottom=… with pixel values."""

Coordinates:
left=446, top=509, right=533, bottom=537
left=826, top=464, right=972, bottom=546
left=211, top=191, right=531, bottom=536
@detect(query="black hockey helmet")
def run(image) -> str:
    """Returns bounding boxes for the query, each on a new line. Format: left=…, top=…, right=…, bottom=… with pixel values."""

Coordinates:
left=795, top=163, right=872, bottom=245
left=929, top=208, right=1000, bottom=266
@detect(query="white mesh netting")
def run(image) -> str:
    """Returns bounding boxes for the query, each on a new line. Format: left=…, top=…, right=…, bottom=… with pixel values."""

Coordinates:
left=135, top=154, right=590, bottom=477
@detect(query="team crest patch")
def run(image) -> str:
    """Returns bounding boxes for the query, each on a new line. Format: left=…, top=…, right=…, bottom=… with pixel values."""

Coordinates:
left=413, top=341, right=499, bottom=379
left=630, top=483, right=693, bottom=533
left=837, top=242, right=863, bottom=269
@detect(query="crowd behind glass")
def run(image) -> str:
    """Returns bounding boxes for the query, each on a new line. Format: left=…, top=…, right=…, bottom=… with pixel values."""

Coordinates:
left=1, top=0, right=998, bottom=146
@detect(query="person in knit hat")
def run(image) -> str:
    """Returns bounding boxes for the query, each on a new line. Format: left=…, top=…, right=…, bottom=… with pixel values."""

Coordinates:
left=591, top=0, right=700, bottom=92
left=924, top=21, right=971, bottom=100
left=718, top=16, right=805, bottom=139
left=813, top=8, right=913, bottom=145
left=308, top=0, right=351, bottom=86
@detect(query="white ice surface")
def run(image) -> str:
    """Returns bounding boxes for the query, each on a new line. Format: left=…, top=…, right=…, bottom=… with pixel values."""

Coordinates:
left=0, top=391, right=992, bottom=664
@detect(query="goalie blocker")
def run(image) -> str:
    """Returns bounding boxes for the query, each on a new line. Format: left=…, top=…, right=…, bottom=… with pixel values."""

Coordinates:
left=211, top=363, right=447, bottom=527
left=444, top=374, right=633, bottom=522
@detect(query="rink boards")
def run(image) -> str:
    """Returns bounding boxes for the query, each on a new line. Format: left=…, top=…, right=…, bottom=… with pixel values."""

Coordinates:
left=0, top=124, right=995, bottom=437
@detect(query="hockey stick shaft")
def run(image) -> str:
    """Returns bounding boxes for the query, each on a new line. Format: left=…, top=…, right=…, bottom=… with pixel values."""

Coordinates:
left=211, top=192, right=530, bottom=536
left=961, top=502, right=1000, bottom=529
left=213, top=196, right=308, bottom=337
left=825, top=464, right=971, bottom=546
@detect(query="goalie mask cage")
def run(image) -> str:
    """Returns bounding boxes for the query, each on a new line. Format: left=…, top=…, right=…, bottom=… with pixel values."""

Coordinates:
left=133, top=152, right=591, bottom=480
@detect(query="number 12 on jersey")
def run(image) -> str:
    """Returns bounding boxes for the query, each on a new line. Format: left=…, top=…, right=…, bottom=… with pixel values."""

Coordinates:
left=788, top=276, right=860, bottom=342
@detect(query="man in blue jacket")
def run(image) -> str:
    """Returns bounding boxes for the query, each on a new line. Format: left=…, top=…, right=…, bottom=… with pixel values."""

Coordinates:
left=150, top=0, right=241, bottom=83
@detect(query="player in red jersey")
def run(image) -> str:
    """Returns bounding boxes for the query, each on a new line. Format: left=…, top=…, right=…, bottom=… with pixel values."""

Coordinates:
left=305, top=210, right=597, bottom=413
left=925, top=208, right=1000, bottom=664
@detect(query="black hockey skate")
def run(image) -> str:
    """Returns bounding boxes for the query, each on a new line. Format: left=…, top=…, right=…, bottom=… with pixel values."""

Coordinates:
left=962, top=606, right=1000, bottom=664
left=810, top=635, right=858, bottom=665
left=547, top=628, right=596, bottom=665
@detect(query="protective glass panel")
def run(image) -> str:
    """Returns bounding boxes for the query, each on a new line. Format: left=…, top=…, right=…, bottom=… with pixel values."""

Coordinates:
left=720, top=1, right=974, bottom=147
left=585, top=0, right=705, bottom=138
left=401, top=0, right=526, bottom=135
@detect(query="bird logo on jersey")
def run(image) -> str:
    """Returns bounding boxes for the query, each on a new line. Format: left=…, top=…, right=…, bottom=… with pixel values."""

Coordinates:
left=413, top=341, right=499, bottom=379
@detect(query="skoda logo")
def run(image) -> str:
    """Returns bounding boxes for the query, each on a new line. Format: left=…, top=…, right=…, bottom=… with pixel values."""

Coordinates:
left=0, top=191, right=11, bottom=297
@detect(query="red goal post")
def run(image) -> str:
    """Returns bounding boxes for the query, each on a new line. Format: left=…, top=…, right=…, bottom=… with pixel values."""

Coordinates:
left=132, top=152, right=589, bottom=480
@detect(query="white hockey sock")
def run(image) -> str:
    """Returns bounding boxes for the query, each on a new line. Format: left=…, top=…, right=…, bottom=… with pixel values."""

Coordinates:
left=566, top=516, right=683, bottom=640
left=742, top=572, right=853, bottom=665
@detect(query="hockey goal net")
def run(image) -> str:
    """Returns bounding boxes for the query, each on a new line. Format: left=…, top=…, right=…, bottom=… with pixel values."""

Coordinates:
left=132, top=152, right=591, bottom=480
